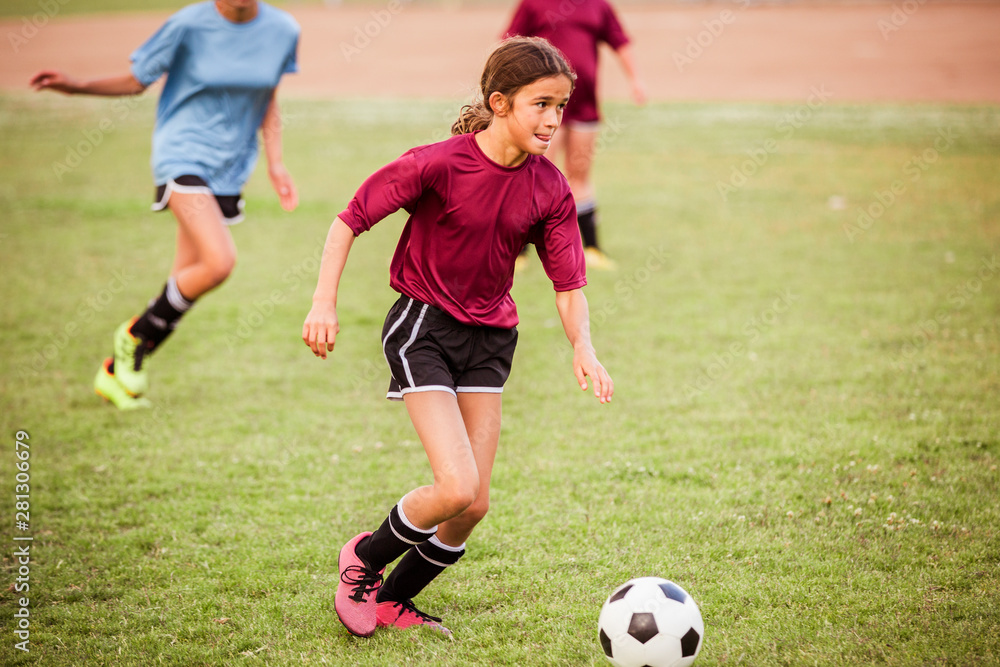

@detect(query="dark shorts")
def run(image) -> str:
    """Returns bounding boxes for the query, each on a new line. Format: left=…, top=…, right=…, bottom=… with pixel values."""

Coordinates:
left=564, top=78, right=600, bottom=125
left=381, top=295, right=518, bottom=401
left=152, top=175, right=245, bottom=225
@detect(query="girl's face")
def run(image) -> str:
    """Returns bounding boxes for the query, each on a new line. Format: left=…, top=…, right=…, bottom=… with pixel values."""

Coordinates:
left=497, top=75, right=572, bottom=158
left=215, top=0, right=258, bottom=21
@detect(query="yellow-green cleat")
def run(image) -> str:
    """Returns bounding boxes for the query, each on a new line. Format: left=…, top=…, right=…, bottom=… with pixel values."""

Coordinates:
left=94, top=357, right=151, bottom=410
left=584, top=247, right=618, bottom=271
left=113, top=317, right=149, bottom=396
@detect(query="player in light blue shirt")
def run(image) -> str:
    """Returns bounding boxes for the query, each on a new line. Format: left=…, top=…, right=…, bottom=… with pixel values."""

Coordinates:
left=131, top=0, right=299, bottom=196
left=31, top=0, right=300, bottom=410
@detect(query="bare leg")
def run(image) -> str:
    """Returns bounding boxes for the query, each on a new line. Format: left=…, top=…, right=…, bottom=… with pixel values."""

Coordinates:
left=400, top=391, right=481, bottom=529
left=436, top=392, right=502, bottom=546
left=563, top=127, right=597, bottom=203
left=373, top=392, right=502, bottom=607
left=167, top=191, right=237, bottom=299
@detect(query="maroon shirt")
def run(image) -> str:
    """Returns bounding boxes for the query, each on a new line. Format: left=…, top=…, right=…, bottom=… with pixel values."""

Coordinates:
left=505, top=0, right=630, bottom=124
left=339, top=132, right=586, bottom=329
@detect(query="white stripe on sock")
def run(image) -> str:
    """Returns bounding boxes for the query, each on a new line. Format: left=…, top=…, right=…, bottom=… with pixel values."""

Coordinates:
left=428, top=535, right=465, bottom=552
left=394, top=495, right=437, bottom=537
left=415, top=537, right=466, bottom=568
left=165, top=277, right=193, bottom=312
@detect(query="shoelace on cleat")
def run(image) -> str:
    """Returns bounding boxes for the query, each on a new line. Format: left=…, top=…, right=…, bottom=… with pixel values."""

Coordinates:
left=133, top=341, right=149, bottom=372
left=390, top=599, right=443, bottom=624
left=116, top=331, right=148, bottom=372
left=341, top=564, right=382, bottom=602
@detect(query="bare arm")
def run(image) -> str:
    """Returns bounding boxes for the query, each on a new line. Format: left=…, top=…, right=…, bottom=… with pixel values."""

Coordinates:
left=613, top=44, right=647, bottom=106
left=261, top=92, right=298, bottom=212
left=302, top=217, right=356, bottom=359
left=555, top=288, right=614, bottom=403
left=30, top=71, right=146, bottom=97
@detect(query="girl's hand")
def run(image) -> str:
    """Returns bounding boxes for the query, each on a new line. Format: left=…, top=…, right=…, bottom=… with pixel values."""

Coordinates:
left=268, top=163, right=298, bottom=212
left=31, top=70, right=79, bottom=94
left=631, top=79, right=648, bottom=107
left=573, top=345, right=614, bottom=404
left=302, top=302, right=339, bottom=359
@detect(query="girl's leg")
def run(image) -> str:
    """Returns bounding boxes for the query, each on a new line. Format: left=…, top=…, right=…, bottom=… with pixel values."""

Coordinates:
left=358, top=390, right=479, bottom=573
left=169, top=215, right=200, bottom=280
left=550, top=125, right=568, bottom=171
left=110, top=192, right=235, bottom=396
left=437, top=392, right=502, bottom=545
left=167, top=190, right=237, bottom=299
left=378, top=393, right=502, bottom=605
left=564, top=127, right=614, bottom=266
left=563, top=126, right=597, bottom=204
left=401, top=390, right=485, bottom=527
left=129, top=191, right=235, bottom=348
left=336, top=390, right=478, bottom=636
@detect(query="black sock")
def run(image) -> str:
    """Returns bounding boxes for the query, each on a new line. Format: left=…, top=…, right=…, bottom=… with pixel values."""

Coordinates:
left=577, top=202, right=599, bottom=249
left=356, top=498, right=437, bottom=572
left=130, top=277, right=194, bottom=354
left=377, top=536, right=465, bottom=603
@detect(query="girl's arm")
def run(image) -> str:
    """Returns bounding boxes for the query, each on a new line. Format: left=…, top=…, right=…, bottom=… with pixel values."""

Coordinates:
left=613, top=44, right=647, bottom=106
left=555, top=288, right=614, bottom=403
left=30, top=71, right=146, bottom=97
left=302, top=218, right=356, bottom=359
left=261, top=93, right=298, bottom=212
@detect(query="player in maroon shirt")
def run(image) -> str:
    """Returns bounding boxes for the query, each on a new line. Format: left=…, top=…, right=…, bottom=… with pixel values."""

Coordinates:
left=505, top=0, right=646, bottom=270
left=303, top=37, right=614, bottom=638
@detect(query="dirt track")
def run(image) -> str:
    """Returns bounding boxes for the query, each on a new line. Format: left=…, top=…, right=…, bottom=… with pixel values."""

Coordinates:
left=2, top=3, right=999, bottom=103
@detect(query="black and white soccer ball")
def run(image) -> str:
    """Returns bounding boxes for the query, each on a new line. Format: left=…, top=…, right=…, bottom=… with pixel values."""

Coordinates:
left=597, top=577, right=704, bottom=667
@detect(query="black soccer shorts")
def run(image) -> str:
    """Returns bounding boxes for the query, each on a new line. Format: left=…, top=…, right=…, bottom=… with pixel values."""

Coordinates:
left=152, top=175, right=245, bottom=224
left=381, top=295, right=518, bottom=401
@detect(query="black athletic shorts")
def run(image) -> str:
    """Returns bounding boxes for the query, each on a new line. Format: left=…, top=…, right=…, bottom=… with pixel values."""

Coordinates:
left=381, top=295, right=518, bottom=401
left=152, top=175, right=245, bottom=224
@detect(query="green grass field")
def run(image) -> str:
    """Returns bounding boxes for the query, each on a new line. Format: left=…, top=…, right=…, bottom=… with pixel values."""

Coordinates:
left=1, top=90, right=998, bottom=666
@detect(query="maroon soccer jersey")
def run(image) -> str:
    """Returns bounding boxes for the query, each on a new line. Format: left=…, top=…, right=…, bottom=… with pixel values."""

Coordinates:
left=505, top=0, right=630, bottom=124
left=338, top=132, right=586, bottom=329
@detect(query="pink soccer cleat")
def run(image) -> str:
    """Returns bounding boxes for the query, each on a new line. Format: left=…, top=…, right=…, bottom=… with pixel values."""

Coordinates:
left=334, top=532, right=385, bottom=637
left=376, top=598, right=452, bottom=637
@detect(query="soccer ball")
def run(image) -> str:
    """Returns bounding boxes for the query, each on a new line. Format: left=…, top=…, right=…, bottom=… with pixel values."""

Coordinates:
left=597, top=577, right=704, bottom=667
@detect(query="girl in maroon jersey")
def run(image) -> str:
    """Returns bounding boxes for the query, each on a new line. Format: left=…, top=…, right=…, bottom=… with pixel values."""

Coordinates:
left=505, top=0, right=647, bottom=270
left=302, top=37, right=613, bottom=638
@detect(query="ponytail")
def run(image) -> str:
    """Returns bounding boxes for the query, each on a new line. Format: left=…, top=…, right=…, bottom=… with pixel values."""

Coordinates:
left=451, top=37, right=576, bottom=136
left=451, top=101, right=493, bottom=136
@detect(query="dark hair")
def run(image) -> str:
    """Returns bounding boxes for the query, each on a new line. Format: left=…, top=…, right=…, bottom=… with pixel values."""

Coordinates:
left=452, top=36, right=576, bottom=136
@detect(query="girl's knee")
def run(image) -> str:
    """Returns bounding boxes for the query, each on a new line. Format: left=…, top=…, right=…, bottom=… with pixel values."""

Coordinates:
left=206, top=250, right=237, bottom=287
left=462, top=496, right=490, bottom=526
left=438, top=478, right=480, bottom=518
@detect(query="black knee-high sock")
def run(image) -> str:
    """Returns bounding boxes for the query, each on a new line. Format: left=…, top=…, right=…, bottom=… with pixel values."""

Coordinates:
left=377, top=536, right=465, bottom=603
left=130, top=276, right=194, bottom=354
left=577, top=199, right=599, bottom=249
left=356, top=498, right=437, bottom=572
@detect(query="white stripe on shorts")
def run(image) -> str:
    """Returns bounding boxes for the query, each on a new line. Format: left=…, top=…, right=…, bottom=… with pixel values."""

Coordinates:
left=400, top=385, right=456, bottom=397
left=456, top=386, right=504, bottom=394
left=398, top=303, right=429, bottom=388
left=382, top=298, right=413, bottom=369
left=151, top=179, right=213, bottom=212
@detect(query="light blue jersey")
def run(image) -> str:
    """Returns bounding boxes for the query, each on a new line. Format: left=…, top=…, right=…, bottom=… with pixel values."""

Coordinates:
left=130, top=2, right=299, bottom=195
